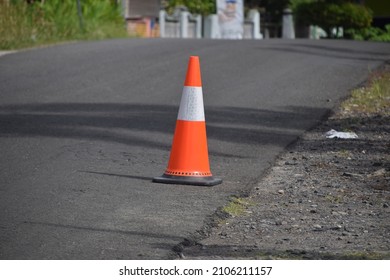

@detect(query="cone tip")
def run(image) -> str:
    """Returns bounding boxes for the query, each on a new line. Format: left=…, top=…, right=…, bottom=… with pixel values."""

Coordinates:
left=185, top=56, right=202, bottom=87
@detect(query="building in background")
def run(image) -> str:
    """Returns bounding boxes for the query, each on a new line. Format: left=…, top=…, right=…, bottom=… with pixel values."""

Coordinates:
left=123, top=0, right=161, bottom=37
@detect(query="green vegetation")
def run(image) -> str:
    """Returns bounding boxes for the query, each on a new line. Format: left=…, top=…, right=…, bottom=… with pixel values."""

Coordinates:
left=292, top=0, right=390, bottom=41
left=255, top=250, right=390, bottom=260
left=339, top=251, right=390, bottom=260
left=342, top=70, right=390, bottom=116
left=222, top=197, right=253, bottom=217
left=2, top=0, right=389, bottom=49
left=0, top=0, right=128, bottom=50
left=337, top=149, right=352, bottom=158
left=165, top=0, right=390, bottom=41
left=345, top=24, right=390, bottom=42
left=324, top=194, right=344, bottom=204
left=163, top=0, right=216, bottom=15
left=294, top=0, right=372, bottom=38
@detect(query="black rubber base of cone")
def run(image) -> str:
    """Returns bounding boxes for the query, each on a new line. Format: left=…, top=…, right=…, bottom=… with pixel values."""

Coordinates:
left=153, top=174, right=222, bottom=186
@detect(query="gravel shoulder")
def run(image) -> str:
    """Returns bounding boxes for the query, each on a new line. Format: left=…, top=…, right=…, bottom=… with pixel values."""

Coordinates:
left=178, top=63, right=390, bottom=260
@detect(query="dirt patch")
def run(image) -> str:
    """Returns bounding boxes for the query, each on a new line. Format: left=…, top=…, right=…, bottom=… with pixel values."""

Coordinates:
left=177, top=64, right=390, bottom=260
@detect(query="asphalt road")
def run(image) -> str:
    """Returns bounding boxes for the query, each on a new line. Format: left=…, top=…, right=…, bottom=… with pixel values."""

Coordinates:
left=1, top=39, right=389, bottom=259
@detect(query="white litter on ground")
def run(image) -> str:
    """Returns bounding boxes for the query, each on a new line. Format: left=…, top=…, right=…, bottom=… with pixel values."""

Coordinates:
left=325, top=129, right=358, bottom=139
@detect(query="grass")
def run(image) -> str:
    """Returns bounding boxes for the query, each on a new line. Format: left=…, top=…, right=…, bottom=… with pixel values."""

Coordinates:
left=324, top=194, right=343, bottom=204
left=222, top=197, right=253, bottom=217
left=255, top=250, right=390, bottom=260
left=0, top=0, right=129, bottom=50
left=341, top=70, right=390, bottom=116
left=337, top=149, right=352, bottom=158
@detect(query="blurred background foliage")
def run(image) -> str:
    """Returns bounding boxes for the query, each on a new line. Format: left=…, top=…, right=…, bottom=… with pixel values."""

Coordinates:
left=164, top=0, right=389, bottom=41
left=163, top=0, right=216, bottom=15
left=293, top=0, right=373, bottom=38
left=0, top=0, right=127, bottom=49
left=1, top=0, right=389, bottom=50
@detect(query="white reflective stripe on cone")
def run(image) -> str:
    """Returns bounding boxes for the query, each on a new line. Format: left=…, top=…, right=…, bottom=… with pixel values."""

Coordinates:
left=177, top=86, right=205, bottom=121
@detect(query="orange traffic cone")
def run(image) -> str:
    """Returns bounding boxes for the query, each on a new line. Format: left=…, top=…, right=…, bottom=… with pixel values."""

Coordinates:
left=153, top=56, right=222, bottom=186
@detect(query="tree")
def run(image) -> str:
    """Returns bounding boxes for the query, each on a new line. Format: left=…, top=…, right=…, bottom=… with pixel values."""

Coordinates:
left=165, top=0, right=290, bottom=18
left=294, top=0, right=372, bottom=38
left=164, top=0, right=216, bottom=15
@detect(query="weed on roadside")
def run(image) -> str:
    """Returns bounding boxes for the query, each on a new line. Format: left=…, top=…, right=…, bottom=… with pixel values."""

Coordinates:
left=0, top=0, right=128, bottom=50
left=341, top=70, right=390, bottom=117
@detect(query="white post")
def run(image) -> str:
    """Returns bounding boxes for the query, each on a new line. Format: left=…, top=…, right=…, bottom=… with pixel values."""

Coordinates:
left=180, top=11, right=189, bottom=38
left=204, top=14, right=220, bottom=39
left=195, top=14, right=202, bottom=38
left=310, top=25, right=318, bottom=39
left=122, top=0, right=129, bottom=19
left=159, top=10, right=166, bottom=38
left=248, top=9, right=262, bottom=39
left=282, top=8, right=295, bottom=39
